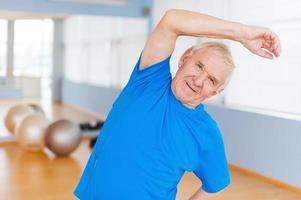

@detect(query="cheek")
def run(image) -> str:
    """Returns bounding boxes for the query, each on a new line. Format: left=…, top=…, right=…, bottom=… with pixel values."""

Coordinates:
left=178, top=81, right=201, bottom=99
left=202, top=87, right=216, bottom=97
left=174, top=80, right=192, bottom=100
left=194, top=86, right=211, bottom=99
left=178, top=64, right=194, bottom=75
left=178, top=81, right=190, bottom=96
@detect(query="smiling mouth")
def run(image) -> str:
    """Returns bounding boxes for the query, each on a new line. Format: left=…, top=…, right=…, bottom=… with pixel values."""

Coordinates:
left=185, top=81, right=197, bottom=93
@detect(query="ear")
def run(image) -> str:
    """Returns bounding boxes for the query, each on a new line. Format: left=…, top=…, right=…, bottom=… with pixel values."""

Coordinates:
left=210, top=87, right=224, bottom=97
left=210, top=91, right=218, bottom=97
left=178, top=47, right=193, bottom=68
left=217, top=88, right=224, bottom=93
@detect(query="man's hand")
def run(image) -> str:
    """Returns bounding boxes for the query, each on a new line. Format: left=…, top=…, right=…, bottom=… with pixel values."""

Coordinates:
left=239, top=25, right=282, bottom=59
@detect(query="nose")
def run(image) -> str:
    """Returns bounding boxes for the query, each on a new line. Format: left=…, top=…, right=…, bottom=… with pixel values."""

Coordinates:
left=193, top=73, right=206, bottom=88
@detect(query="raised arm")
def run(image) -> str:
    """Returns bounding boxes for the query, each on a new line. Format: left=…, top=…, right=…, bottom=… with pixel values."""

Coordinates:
left=140, top=9, right=281, bottom=70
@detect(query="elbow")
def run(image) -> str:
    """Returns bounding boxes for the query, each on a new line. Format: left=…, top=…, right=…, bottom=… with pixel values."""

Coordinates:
left=205, top=189, right=225, bottom=199
left=161, top=9, right=175, bottom=26
left=163, top=9, right=180, bottom=23
left=164, top=9, right=179, bottom=16
left=160, top=9, right=181, bottom=34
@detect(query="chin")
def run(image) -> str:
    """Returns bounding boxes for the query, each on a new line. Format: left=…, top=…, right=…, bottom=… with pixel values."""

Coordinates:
left=179, top=94, right=199, bottom=105
left=185, top=96, right=205, bottom=105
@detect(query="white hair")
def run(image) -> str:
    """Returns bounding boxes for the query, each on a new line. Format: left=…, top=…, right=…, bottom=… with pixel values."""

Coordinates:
left=190, top=42, right=235, bottom=92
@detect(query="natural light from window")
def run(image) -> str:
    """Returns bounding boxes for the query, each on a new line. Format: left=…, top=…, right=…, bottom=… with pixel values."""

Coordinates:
left=13, top=19, right=53, bottom=77
left=0, top=20, right=7, bottom=76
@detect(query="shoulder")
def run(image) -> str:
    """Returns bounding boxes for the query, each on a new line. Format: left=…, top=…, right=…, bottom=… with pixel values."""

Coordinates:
left=124, top=53, right=172, bottom=94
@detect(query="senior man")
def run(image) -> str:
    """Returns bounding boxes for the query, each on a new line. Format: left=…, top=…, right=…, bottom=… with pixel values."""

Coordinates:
left=74, top=9, right=281, bottom=200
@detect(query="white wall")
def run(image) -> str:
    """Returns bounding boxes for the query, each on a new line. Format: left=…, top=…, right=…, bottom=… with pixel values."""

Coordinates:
left=225, top=0, right=301, bottom=115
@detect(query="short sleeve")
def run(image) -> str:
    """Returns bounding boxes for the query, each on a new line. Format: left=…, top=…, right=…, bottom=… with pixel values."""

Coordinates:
left=110, top=53, right=172, bottom=111
left=193, top=122, right=230, bottom=193
left=125, top=53, right=172, bottom=90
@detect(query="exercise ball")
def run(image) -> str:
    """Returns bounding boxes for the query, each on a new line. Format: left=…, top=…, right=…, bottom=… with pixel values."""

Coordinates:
left=4, top=105, right=36, bottom=134
left=27, top=103, right=45, bottom=115
left=16, top=113, right=50, bottom=152
left=45, top=119, right=81, bottom=157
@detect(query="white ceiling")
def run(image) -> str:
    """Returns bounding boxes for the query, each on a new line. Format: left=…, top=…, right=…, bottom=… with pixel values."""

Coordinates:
left=0, top=11, right=68, bottom=19
left=49, top=0, right=128, bottom=6
left=0, top=0, right=129, bottom=19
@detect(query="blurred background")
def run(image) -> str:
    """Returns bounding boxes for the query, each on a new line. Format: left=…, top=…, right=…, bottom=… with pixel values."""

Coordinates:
left=0, top=0, right=300, bottom=199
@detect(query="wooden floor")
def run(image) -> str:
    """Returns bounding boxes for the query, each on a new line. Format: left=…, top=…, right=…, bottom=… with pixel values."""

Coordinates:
left=0, top=100, right=300, bottom=200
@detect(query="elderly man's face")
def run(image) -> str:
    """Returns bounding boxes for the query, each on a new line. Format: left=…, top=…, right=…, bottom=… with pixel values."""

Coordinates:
left=171, top=48, right=232, bottom=109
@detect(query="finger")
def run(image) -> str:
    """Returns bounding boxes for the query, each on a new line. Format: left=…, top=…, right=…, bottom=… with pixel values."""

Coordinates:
left=256, top=48, right=274, bottom=59
left=263, top=40, right=272, bottom=49
left=262, top=32, right=276, bottom=50
left=275, top=34, right=282, bottom=57
left=263, top=41, right=273, bottom=52
left=272, top=44, right=280, bottom=58
left=264, top=31, right=273, bottom=41
left=270, top=41, right=278, bottom=57
left=262, top=41, right=276, bottom=56
left=271, top=33, right=282, bottom=57
left=271, top=34, right=277, bottom=49
left=264, top=39, right=278, bottom=58
left=276, top=44, right=282, bottom=57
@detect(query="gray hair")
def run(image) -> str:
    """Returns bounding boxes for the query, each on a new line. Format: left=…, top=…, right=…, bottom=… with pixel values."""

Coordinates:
left=190, top=42, right=235, bottom=92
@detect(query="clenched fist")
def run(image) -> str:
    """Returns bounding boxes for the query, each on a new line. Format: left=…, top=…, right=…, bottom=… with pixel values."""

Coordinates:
left=239, top=25, right=281, bottom=59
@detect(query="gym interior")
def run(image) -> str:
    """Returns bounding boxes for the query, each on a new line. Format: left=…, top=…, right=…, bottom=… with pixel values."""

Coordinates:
left=0, top=0, right=300, bottom=199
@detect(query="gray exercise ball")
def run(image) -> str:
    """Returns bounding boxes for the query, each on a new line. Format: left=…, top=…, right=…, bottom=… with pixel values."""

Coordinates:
left=4, top=104, right=36, bottom=134
left=16, top=113, right=50, bottom=152
left=44, top=119, right=81, bottom=157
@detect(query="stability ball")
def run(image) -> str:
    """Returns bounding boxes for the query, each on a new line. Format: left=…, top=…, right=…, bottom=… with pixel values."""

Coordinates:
left=45, top=119, right=81, bottom=157
left=16, top=113, right=50, bottom=152
left=4, top=105, right=36, bottom=134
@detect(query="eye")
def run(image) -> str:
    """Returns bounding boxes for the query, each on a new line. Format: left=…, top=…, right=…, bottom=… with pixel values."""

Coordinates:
left=196, top=64, right=203, bottom=70
left=210, top=78, right=215, bottom=85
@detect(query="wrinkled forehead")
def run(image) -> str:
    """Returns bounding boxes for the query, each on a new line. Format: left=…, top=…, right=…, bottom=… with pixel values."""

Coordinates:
left=191, top=48, right=233, bottom=84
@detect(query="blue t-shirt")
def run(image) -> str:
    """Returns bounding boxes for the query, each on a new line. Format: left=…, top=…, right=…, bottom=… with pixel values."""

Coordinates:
left=74, top=55, right=230, bottom=200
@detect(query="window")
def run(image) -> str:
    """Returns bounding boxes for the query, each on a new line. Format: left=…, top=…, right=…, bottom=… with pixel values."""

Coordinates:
left=63, top=15, right=147, bottom=88
left=13, top=19, right=53, bottom=77
left=224, top=0, right=301, bottom=115
left=0, top=20, right=7, bottom=76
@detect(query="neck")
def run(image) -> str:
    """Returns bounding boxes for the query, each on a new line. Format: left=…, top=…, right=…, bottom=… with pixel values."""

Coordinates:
left=183, top=102, right=197, bottom=109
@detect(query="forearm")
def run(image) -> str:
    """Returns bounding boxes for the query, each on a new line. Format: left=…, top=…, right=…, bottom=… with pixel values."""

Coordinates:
left=163, top=9, right=243, bottom=42
left=188, top=187, right=220, bottom=200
